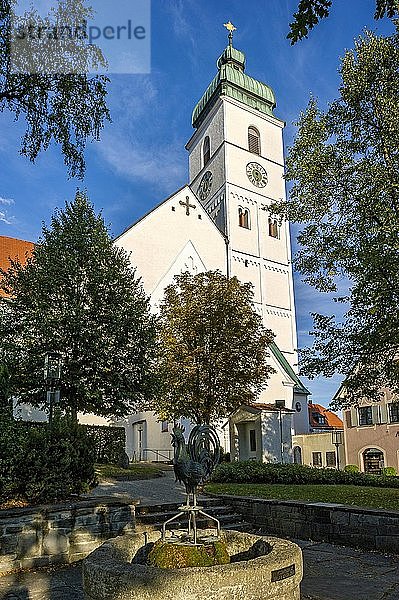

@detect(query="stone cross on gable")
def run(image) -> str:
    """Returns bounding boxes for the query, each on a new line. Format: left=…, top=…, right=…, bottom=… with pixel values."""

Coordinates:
left=179, top=196, right=196, bottom=216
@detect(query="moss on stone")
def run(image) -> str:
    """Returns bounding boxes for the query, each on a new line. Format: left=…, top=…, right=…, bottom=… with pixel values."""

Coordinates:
left=147, top=540, right=230, bottom=569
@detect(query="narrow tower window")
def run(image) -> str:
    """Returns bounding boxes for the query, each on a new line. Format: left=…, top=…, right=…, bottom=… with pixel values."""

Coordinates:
left=203, top=136, right=211, bottom=166
left=239, top=207, right=250, bottom=229
left=268, top=218, right=279, bottom=238
left=248, top=126, right=261, bottom=155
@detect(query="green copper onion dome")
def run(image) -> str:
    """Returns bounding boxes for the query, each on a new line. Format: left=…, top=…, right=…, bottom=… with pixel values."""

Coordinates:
left=192, top=43, right=277, bottom=128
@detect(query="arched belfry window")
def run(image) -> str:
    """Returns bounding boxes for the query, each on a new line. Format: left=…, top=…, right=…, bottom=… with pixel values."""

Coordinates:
left=248, top=126, right=261, bottom=155
left=239, top=207, right=250, bottom=229
left=268, top=217, right=279, bottom=238
left=203, top=136, right=211, bottom=167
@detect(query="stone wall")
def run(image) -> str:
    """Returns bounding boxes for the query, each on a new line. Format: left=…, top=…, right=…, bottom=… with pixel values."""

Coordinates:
left=213, top=495, right=399, bottom=554
left=0, top=496, right=135, bottom=573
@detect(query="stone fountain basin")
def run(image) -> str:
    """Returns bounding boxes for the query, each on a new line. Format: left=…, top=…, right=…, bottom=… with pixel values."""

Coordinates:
left=83, top=529, right=303, bottom=600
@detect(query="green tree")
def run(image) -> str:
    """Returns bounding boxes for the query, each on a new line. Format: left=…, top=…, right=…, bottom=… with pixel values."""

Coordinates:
left=154, top=271, right=275, bottom=424
left=272, top=26, right=399, bottom=405
left=288, top=0, right=397, bottom=44
left=0, top=362, right=12, bottom=416
left=0, top=0, right=109, bottom=177
left=0, top=191, right=157, bottom=420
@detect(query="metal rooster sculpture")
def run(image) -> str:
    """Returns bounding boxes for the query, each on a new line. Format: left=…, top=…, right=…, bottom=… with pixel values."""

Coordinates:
left=161, top=424, right=221, bottom=543
left=172, top=424, right=220, bottom=504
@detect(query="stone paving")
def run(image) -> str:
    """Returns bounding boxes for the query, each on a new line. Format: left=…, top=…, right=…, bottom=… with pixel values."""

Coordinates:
left=1, top=474, right=399, bottom=599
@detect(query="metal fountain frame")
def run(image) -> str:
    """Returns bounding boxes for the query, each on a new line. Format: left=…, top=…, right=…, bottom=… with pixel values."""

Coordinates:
left=161, top=490, right=221, bottom=545
left=161, top=424, right=221, bottom=545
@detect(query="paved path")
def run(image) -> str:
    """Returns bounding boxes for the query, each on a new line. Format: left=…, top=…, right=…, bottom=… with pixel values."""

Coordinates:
left=2, top=475, right=399, bottom=599
left=86, top=470, right=190, bottom=505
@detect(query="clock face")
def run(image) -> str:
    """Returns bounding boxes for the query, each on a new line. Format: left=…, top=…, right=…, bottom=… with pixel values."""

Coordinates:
left=197, top=171, right=213, bottom=201
left=246, top=162, right=268, bottom=188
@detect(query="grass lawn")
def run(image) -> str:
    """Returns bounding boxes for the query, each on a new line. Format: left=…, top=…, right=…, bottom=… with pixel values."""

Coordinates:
left=205, top=483, right=399, bottom=511
left=95, top=462, right=167, bottom=481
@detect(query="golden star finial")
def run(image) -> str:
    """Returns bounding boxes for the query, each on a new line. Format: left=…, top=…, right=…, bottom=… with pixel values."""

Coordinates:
left=224, top=21, right=237, bottom=46
left=224, top=21, right=237, bottom=33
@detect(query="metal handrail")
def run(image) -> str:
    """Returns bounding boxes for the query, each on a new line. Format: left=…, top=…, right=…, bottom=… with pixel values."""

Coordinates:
left=142, top=448, right=172, bottom=462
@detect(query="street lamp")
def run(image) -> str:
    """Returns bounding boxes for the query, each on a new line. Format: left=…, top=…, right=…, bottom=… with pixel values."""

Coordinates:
left=44, top=352, right=63, bottom=426
left=331, top=429, right=344, bottom=470
left=275, top=399, right=285, bottom=463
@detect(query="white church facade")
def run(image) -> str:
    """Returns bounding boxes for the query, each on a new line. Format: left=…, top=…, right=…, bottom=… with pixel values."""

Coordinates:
left=114, top=36, right=311, bottom=462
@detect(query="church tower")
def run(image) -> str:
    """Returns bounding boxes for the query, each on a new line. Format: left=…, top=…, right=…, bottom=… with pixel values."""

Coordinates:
left=186, top=25, right=298, bottom=371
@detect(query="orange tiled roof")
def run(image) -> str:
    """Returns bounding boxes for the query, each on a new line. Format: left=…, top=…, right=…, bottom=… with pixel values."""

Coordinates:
left=309, top=403, right=343, bottom=429
left=0, top=236, right=34, bottom=296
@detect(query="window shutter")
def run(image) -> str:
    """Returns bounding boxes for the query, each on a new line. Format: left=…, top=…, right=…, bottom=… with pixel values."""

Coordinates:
left=371, top=404, right=379, bottom=424
left=203, top=136, right=210, bottom=166
left=380, top=403, right=388, bottom=424
left=350, top=406, right=359, bottom=427
left=345, top=410, right=352, bottom=427
left=248, top=127, right=261, bottom=155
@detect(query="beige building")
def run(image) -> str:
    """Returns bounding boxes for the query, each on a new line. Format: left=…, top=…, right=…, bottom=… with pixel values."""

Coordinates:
left=292, top=404, right=345, bottom=469
left=338, top=389, right=399, bottom=474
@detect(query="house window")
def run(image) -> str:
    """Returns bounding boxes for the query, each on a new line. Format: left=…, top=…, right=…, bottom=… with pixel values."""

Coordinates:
left=248, top=126, right=261, bottom=155
left=312, top=452, right=322, bottom=467
left=326, top=451, right=336, bottom=467
left=388, top=403, right=399, bottom=423
left=238, top=207, right=250, bottom=229
left=249, top=429, right=257, bottom=452
left=268, top=218, right=279, bottom=238
left=312, top=412, right=326, bottom=426
left=161, top=421, right=169, bottom=433
left=293, top=446, right=302, bottom=464
left=358, top=406, right=373, bottom=426
left=203, top=136, right=211, bottom=167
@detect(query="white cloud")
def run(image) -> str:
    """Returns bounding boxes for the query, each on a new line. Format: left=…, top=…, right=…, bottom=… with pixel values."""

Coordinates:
left=98, top=131, right=185, bottom=190
left=0, top=211, right=14, bottom=225
left=0, top=196, right=15, bottom=206
left=0, top=197, right=16, bottom=224
left=168, top=0, right=196, bottom=48
left=96, top=76, right=186, bottom=192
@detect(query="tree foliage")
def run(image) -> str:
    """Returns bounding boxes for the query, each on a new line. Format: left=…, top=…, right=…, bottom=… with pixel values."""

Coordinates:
left=0, top=191, right=157, bottom=419
left=0, top=0, right=109, bottom=177
left=154, top=271, right=275, bottom=424
left=288, top=0, right=398, bottom=44
left=272, top=26, right=399, bottom=406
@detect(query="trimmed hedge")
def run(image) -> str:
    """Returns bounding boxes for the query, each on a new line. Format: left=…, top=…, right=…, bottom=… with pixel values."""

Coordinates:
left=211, top=461, right=399, bottom=488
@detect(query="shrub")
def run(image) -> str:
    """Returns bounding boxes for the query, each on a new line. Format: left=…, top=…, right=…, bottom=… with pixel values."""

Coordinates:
left=382, top=467, right=397, bottom=477
left=1, top=416, right=96, bottom=505
left=0, top=416, right=22, bottom=503
left=344, top=464, right=360, bottom=474
left=83, top=424, right=126, bottom=464
left=210, top=461, right=399, bottom=489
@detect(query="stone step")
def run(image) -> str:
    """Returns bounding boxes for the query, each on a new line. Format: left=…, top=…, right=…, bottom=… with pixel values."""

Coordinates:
left=135, top=498, right=221, bottom=516
left=134, top=497, right=251, bottom=534
left=136, top=519, right=253, bottom=534
left=138, top=512, right=243, bottom=528
left=136, top=505, right=234, bottom=524
left=136, top=514, right=250, bottom=533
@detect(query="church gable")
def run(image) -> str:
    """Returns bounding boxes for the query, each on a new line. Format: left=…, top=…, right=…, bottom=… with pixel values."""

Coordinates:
left=115, top=186, right=226, bottom=297
left=150, top=240, right=207, bottom=310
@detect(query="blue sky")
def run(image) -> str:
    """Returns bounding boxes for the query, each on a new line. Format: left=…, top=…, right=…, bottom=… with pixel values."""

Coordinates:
left=0, top=0, right=395, bottom=407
